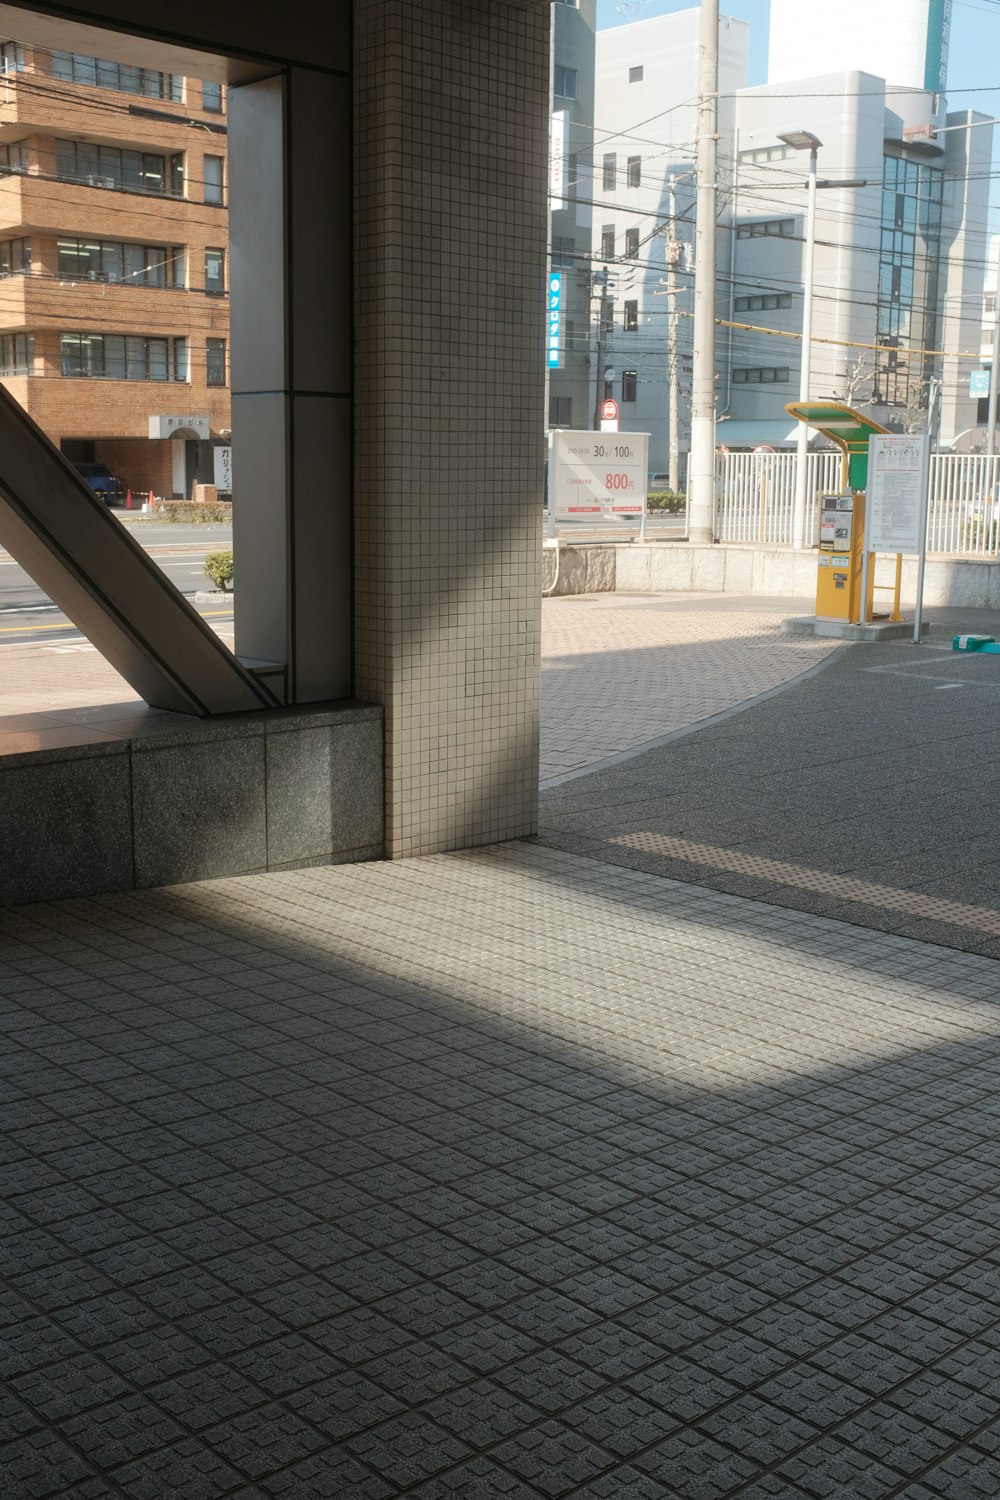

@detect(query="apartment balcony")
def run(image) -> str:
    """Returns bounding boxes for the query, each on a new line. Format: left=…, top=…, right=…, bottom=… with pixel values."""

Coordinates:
left=0, top=271, right=227, bottom=338
left=0, top=170, right=224, bottom=238
left=0, top=69, right=224, bottom=152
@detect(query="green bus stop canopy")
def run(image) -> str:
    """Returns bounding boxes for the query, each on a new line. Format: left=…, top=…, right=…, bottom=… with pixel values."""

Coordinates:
left=785, top=401, right=890, bottom=490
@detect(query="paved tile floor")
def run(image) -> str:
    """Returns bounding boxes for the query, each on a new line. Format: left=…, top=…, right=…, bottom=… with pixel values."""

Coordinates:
left=7, top=843, right=1000, bottom=1497
left=540, top=597, right=839, bottom=784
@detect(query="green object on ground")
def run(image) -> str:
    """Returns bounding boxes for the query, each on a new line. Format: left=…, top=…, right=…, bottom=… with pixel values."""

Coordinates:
left=953, top=635, right=996, bottom=652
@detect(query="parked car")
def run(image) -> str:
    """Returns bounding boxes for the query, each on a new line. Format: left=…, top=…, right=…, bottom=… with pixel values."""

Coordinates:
left=72, top=462, right=124, bottom=505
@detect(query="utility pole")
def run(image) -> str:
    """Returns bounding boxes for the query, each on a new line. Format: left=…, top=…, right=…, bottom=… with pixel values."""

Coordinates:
left=988, top=255, right=1000, bottom=457
left=667, top=175, right=681, bottom=494
left=688, top=0, right=718, bottom=544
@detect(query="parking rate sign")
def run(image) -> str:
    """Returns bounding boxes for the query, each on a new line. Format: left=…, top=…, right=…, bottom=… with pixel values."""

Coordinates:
left=549, top=430, right=649, bottom=517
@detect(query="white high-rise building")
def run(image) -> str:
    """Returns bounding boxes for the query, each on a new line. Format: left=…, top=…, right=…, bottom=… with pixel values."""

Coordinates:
left=591, top=0, right=989, bottom=463
left=590, top=10, right=749, bottom=477
left=768, top=0, right=951, bottom=94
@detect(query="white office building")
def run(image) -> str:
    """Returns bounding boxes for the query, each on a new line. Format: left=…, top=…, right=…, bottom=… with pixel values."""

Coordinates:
left=591, top=1, right=990, bottom=465
left=590, top=9, right=749, bottom=480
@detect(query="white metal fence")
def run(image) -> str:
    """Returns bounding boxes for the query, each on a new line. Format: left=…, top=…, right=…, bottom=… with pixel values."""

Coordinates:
left=715, top=450, right=1000, bottom=556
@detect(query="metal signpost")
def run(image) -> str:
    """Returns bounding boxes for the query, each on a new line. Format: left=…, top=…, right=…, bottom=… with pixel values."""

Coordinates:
left=865, top=434, right=931, bottom=643
left=548, top=430, right=649, bottom=536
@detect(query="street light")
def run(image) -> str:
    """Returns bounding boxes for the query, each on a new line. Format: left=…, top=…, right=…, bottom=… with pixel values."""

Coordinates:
left=777, top=130, right=822, bottom=551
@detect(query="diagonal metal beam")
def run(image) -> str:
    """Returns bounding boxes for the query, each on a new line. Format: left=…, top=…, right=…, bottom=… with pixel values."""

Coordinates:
left=0, top=384, right=278, bottom=716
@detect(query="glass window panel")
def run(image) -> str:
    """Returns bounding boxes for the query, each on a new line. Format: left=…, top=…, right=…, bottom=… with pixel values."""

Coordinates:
left=148, top=339, right=168, bottom=381
left=203, top=155, right=223, bottom=204
left=104, top=335, right=125, bottom=379
left=124, top=244, right=145, bottom=283
left=50, top=50, right=73, bottom=81
left=173, top=338, right=189, bottom=381
left=126, top=336, right=146, bottom=380
left=202, top=81, right=222, bottom=112
left=142, top=154, right=164, bottom=193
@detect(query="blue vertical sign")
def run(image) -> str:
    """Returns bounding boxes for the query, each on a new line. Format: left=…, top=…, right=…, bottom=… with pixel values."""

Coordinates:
left=547, top=272, right=563, bottom=370
left=925, top=0, right=952, bottom=92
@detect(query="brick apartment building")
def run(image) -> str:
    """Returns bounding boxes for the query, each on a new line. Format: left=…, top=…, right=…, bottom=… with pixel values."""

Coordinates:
left=0, top=38, right=229, bottom=499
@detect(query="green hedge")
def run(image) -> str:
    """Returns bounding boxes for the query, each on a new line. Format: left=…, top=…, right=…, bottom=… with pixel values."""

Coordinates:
left=154, top=501, right=233, bottom=524
left=646, top=491, right=686, bottom=514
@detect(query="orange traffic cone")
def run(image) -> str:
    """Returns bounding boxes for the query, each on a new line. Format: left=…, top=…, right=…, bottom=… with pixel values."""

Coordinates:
left=125, top=489, right=133, bottom=510
left=148, top=491, right=155, bottom=509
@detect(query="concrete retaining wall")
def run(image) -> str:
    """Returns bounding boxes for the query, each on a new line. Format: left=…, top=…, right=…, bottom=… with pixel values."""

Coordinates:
left=542, top=542, right=1000, bottom=609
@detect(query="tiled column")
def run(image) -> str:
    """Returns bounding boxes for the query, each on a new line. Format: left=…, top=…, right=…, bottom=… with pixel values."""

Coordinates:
left=354, top=0, right=548, bottom=856
left=229, top=61, right=353, bottom=704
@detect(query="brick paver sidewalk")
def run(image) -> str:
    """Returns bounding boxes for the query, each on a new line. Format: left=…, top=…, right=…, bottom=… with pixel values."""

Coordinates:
left=541, top=595, right=839, bottom=784
left=5, top=843, right=1000, bottom=1496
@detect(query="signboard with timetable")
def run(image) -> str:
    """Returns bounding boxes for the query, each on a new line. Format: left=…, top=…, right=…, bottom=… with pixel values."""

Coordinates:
left=548, top=430, right=649, bottom=518
left=866, top=434, right=930, bottom=555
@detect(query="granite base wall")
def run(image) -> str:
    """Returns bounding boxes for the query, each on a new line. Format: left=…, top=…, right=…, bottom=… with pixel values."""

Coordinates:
left=0, top=702, right=383, bottom=907
left=542, top=543, right=1000, bottom=609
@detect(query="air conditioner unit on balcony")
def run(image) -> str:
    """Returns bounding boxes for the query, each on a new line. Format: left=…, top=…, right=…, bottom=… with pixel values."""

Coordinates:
left=85, top=175, right=115, bottom=188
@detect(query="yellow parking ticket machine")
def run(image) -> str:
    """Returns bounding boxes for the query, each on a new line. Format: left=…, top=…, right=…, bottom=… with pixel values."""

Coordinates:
left=785, top=401, right=891, bottom=625
left=816, top=491, right=865, bottom=622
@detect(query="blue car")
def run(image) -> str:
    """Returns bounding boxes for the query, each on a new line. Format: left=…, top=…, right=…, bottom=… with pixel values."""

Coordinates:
left=73, top=462, right=124, bottom=505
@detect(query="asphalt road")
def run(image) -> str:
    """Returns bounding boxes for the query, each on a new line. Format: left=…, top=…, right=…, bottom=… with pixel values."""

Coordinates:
left=0, top=520, right=234, bottom=644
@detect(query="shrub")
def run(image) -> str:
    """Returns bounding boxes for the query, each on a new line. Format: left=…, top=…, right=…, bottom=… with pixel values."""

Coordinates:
left=204, top=549, right=234, bottom=591
left=646, top=490, right=686, bottom=514
left=155, top=500, right=233, bottom=524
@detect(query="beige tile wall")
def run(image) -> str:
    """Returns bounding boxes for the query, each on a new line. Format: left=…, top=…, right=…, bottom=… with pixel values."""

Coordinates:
left=354, top=0, right=548, bottom=857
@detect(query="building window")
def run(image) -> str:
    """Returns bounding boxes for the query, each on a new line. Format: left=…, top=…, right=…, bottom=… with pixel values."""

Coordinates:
left=57, top=238, right=182, bottom=287
left=602, top=154, right=616, bottom=191
left=627, top=156, right=641, bottom=188
left=733, top=292, right=792, bottom=313
left=173, top=337, right=189, bottom=382
left=549, top=395, right=573, bottom=425
left=205, top=248, right=225, bottom=295
left=625, top=227, right=640, bottom=259
left=629, top=65, right=643, bottom=83
left=622, top=370, right=637, bottom=402
left=732, top=366, right=791, bottom=384
left=55, top=140, right=170, bottom=195
left=736, top=219, right=795, bottom=240
left=206, top=337, right=227, bottom=387
left=169, top=153, right=185, bottom=196
left=600, top=225, right=615, bottom=260
left=0, top=141, right=28, bottom=175
left=50, top=51, right=181, bottom=99
left=60, top=333, right=186, bottom=381
left=624, top=300, right=638, bottom=331
left=551, top=236, right=576, bottom=269
left=203, top=155, right=224, bottom=205
left=553, top=65, right=577, bottom=99
left=0, top=237, right=30, bottom=276
left=201, top=80, right=223, bottom=113
left=737, top=144, right=794, bottom=165
left=0, top=333, right=33, bottom=374
left=0, top=41, right=24, bottom=72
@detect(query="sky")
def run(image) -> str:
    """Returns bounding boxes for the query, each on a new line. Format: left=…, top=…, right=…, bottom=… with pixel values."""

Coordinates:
left=595, top=0, right=1000, bottom=119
